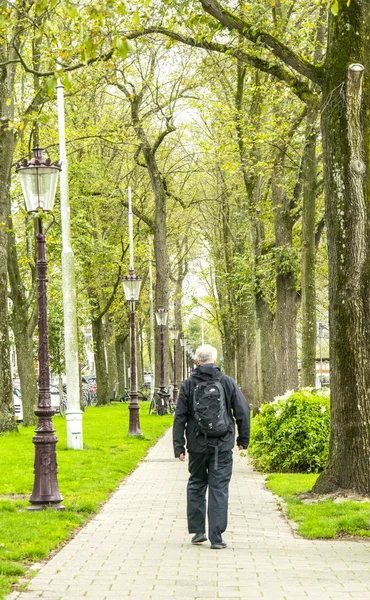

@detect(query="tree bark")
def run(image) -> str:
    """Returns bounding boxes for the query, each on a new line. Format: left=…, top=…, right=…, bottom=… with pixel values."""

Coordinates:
left=272, top=158, right=299, bottom=394
left=255, top=294, right=276, bottom=405
left=0, top=151, right=13, bottom=429
left=105, top=315, right=118, bottom=397
left=301, top=107, right=318, bottom=387
left=237, top=314, right=257, bottom=407
left=7, top=221, right=38, bottom=426
left=173, top=237, right=188, bottom=381
left=91, top=315, right=109, bottom=405
left=115, top=334, right=128, bottom=398
left=314, top=2, right=370, bottom=494
left=124, top=84, right=172, bottom=391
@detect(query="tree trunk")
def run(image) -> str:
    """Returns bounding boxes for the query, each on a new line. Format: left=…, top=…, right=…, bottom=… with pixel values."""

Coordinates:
left=152, top=174, right=170, bottom=389
left=0, top=0, right=29, bottom=431
left=237, top=313, right=257, bottom=407
left=301, top=107, right=318, bottom=388
left=273, top=159, right=299, bottom=394
left=173, top=238, right=188, bottom=382
left=0, top=129, right=16, bottom=432
left=128, top=92, right=171, bottom=391
left=314, top=2, right=370, bottom=494
left=115, top=335, right=127, bottom=398
left=105, top=315, right=118, bottom=397
left=221, top=326, right=235, bottom=377
left=91, top=316, right=109, bottom=405
left=8, top=222, right=38, bottom=426
left=256, top=294, right=276, bottom=405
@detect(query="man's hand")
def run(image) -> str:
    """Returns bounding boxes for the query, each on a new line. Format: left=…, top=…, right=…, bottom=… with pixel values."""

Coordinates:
left=179, top=453, right=185, bottom=461
left=238, top=445, right=246, bottom=451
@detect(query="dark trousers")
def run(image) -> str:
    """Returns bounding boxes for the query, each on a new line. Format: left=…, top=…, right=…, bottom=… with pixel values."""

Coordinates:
left=187, top=448, right=233, bottom=544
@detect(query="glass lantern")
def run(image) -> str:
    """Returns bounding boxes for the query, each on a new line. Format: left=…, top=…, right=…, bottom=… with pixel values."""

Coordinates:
left=156, top=307, right=168, bottom=326
left=122, top=274, right=142, bottom=301
left=169, top=326, right=179, bottom=341
left=16, top=148, right=61, bottom=213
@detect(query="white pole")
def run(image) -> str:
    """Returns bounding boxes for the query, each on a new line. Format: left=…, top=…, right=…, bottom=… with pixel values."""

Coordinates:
left=56, top=72, right=83, bottom=450
left=128, top=187, right=134, bottom=271
left=148, top=236, right=155, bottom=401
left=201, top=318, right=204, bottom=345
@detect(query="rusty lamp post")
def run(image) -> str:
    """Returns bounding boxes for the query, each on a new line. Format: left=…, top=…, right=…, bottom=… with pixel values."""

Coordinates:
left=122, top=272, right=142, bottom=435
left=16, top=147, right=64, bottom=511
left=156, top=307, right=168, bottom=415
left=169, top=326, right=179, bottom=404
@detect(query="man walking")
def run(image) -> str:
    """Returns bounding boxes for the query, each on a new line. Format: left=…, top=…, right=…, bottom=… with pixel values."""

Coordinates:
left=173, top=344, right=250, bottom=549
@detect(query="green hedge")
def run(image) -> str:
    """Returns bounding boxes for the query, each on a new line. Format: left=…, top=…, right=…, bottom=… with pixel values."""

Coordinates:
left=248, top=389, right=330, bottom=472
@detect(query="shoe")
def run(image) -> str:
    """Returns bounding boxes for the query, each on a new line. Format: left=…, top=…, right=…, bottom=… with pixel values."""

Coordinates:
left=191, top=533, right=207, bottom=544
left=210, top=541, right=227, bottom=549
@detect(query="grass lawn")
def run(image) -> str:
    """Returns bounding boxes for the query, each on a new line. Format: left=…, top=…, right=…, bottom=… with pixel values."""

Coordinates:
left=266, top=473, right=370, bottom=539
left=0, top=403, right=173, bottom=599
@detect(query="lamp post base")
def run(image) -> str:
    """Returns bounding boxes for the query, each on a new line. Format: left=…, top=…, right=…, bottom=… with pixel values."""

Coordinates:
left=128, top=403, right=142, bottom=436
left=27, top=502, right=65, bottom=511
left=28, top=431, right=65, bottom=510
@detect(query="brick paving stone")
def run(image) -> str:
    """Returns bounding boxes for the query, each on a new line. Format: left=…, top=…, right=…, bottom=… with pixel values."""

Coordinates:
left=9, top=428, right=370, bottom=600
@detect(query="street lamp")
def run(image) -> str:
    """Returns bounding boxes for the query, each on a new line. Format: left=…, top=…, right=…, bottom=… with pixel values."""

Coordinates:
left=156, top=307, right=168, bottom=415
left=186, top=342, right=192, bottom=377
left=16, top=147, right=64, bottom=511
left=180, top=334, right=187, bottom=381
left=122, top=271, right=142, bottom=435
left=169, top=326, right=179, bottom=404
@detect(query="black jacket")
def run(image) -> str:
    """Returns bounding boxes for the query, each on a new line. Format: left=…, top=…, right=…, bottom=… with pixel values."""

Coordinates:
left=173, top=363, right=250, bottom=457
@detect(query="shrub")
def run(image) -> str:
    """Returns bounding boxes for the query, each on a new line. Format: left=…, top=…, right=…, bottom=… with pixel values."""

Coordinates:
left=248, top=389, right=330, bottom=472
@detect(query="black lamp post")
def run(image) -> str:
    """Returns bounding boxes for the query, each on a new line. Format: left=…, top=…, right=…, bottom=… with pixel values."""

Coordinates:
left=186, top=342, right=191, bottom=377
left=16, top=147, right=64, bottom=511
left=169, top=326, right=179, bottom=404
left=180, top=334, right=187, bottom=381
left=122, top=272, right=142, bottom=435
left=156, top=307, right=168, bottom=415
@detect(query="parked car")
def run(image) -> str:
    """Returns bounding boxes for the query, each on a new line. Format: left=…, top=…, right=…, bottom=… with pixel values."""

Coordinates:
left=13, top=388, right=23, bottom=422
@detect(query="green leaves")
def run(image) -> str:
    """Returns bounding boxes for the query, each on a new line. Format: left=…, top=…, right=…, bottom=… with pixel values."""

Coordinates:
left=330, top=0, right=339, bottom=16
left=249, top=390, right=330, bottom=472
left=114, top=37, right=129, bottom=60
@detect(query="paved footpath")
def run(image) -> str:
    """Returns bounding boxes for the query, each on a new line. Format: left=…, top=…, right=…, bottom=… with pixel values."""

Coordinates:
left=9, top=428, right=370, bottom=600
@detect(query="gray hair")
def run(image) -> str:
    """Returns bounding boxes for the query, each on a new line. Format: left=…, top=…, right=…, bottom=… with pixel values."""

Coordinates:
left=195, top=344, right=217, bottom=364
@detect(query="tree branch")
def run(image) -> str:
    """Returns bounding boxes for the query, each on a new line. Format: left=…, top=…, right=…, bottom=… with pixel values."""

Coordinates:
left=96, top=238, right=128, bottom=321
left=11, top=43, right=114, bottom=77
left=152, top=122, right=176, bottom=155
left=196, top=0, right=323, bottom=85
left=119, top=191, right=155, bottom=232
left=128, top=27, right=316, bottom=104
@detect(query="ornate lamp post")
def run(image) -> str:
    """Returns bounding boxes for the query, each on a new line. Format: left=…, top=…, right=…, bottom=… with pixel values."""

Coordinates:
left=180, top=334, right=187, bottom=381
left=16, top=147, right=64, bottom=511
left=186, top=342, right=192, bottom=377
left=122, top=273, right=142, bottom=435
left=169, top=326, right=179, bottom=403
left=156, top=307, right=168, bottom=415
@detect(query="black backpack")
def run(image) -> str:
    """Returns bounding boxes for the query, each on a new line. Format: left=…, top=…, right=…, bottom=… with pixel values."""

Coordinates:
left=193, top=378, right=229, bottom=439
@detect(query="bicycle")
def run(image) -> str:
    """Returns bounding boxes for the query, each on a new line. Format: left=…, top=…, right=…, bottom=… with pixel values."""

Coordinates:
left=115, top=389, right=148, bottom=403
left=149, top=388, right=175, bottom=416
left=59, top=396, right=68, bottom=418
